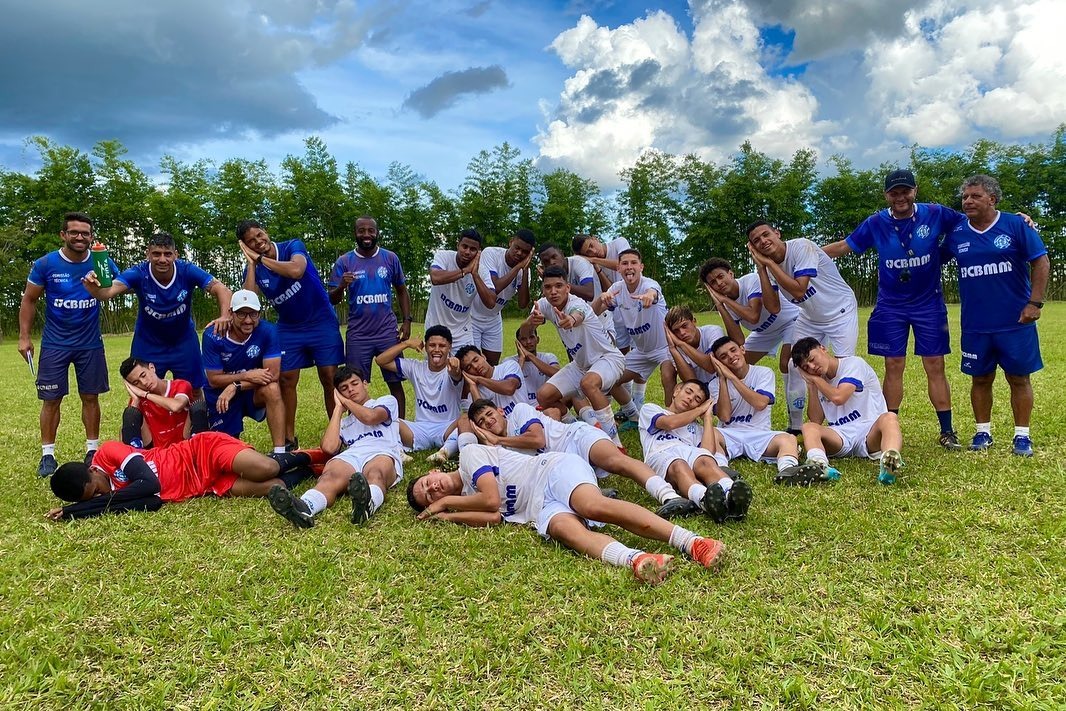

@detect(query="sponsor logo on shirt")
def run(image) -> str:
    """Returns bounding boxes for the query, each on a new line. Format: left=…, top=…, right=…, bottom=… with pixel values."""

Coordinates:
left=144, top=303, right=187, bottom=320
left=726, top=414, right=753, bottom=425
left=503, top=484, right=518, bottom=517
left=885, top=254, right=931, bottom=269
left=959, top=262, right=1013, bottom=279
left=566, top=342, right=583, bottom=359
left=827, top=409, right=862, bottom=427
left=627, top=322, right=652, bottom=336
left=355, top=293, right=390, bottom=305
left=438, top=291, right=470, bottom=313
left=417, top=398, right=449, bottom=414
left=789, top=285, right=818, bottom=304
left=267, top=281, right=302, bottom=306
left=754, top=313, right=778, bottom=333
left=52, top=297, right=98, bottom=309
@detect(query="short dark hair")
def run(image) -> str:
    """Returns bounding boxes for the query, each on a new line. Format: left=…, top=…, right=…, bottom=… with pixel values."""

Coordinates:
left=51, top=462, right=91, bottom=502
left=699, top=258, right=731, bottom=285
left=679, top=378, right=710, bottom=401
left=665, top=305, right=695, bottom=329
left=467, top=398, right=496, bottom=421
left=512, top=228, right=536, bottom=247
left=538, top=242, right=562, bottom=258
left=791, top=337, right=822, bottom=366
left=424, top=325, right=453, bottom=344
left=542, top=265, right=568, bottom=281
left=333, top=365, right=365, bottom=388
left=571, top=234, right=595, bottom=255
left=62, top=212, right=93, bottom=231
left=458, top=228, right=483, bottom=246
left=618, top=248, right=641, bottom=261
left=711, top=335, right=738, bottom=355
left=354, top=215, right=377, bottom=229
left=744, top=220, right=773, bottom=238
left=119, top=356, right=151, bottom=379
left=406, top=475, right=427, bottom=513
left=236, top=219, right=262, bottom=241
left=147, top=232, right=176, bottom=250
left=515, top=323, right=538, bottom=338
left=455, top=345, right=482, bottom=365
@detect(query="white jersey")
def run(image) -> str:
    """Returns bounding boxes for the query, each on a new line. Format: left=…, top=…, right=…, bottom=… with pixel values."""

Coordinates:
left=472, top=247, right=522, bottom=321
left=567, top=255, right=597, bottom=297
left=770, top=238, right=857, bottom=323
left=338, top=395, right=403, bottom=455
left=819, top=356, right=887, bottom=428
left=506, top=351, right=559, bottom=405
left=503, top=402, right=586, bottom=453
left=459, top=444, right=570, bottom=526
left=729, top=271, right=800, bottom=336
left=678, top=324, right=726, bottom=383
left=607, top=276, right=668, bottom=354
left=537, top=295, right=621, bottom=372
left=717, top=365, right=775, bottom=431
left=638, top=403, right=705, bottom=457
left=396, top=357, right=463, bottom=424
left=426, top=250, right=496, bottom=343
left=483, top=358, right=525, bottom=417
left=600, top=237, right=630, bottom=286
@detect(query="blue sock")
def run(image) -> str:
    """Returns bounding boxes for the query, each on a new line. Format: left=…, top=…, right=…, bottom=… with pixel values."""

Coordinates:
left=936, top=409, right=953, bottom=434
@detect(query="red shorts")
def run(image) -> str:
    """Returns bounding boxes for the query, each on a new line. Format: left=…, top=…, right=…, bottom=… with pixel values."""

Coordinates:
left=150, top=431, right=252, bottom=501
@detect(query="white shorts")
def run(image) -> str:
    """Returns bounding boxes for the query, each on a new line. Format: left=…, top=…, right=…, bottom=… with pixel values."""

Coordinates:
left=645, top=444, right=717, bottom=480
left=556, top=421, right=612, bottom=473
left=535, top=460, right=602, bottom=537
left=625, top=347, right=672, bottom=381
left=332, top=445, right=405, bottom=484
left=470, top=315, right=504, bottom=353
left=719, top=428, right=781, bottom=463
left=793, top=310, right=858, bottom=357
left=400, top=419, right=450, bottom=451
left=546, top=356, right=625, bottom=399
left=744, top=317, right=797, bottom=354
left=612, top=311, right=630, bottom=349
left=827, top=420, right=880, bottom=460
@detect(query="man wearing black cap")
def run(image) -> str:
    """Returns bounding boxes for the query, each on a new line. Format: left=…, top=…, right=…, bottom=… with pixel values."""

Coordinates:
left=823, top=169, right=965, bottom=449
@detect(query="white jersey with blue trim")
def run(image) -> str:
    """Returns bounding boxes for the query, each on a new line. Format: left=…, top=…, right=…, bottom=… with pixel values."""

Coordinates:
left=537, top=295, right=620, bottom=372
left=678, top=324, right=725, bottom=383
left=729, top=271, right=800, bottom=335
left=338, top=395, right=403, bottom=455
left=459, top=444, right=569, bottom=526
left=485, top=358, right=525, bottom=417
left=819, top=356, right=887, bottom=427
left=397, top=357, right=463, bottom=424
left=718, top=365, right=775, bottom=431
left=607, top=276, right=668, bottom=353
left=472, top=246, right=521, bottom=320
left=638, top=403, right=704, bottom=457
left=771, top=238, right=857, bottom=323
left=426, top=250, right=496, bottom=342
left=506, top=352, right=560, bottom=405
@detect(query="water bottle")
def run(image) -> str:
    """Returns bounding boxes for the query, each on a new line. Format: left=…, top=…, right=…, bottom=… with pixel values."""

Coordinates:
left=90, top=242, right=113, bottom=287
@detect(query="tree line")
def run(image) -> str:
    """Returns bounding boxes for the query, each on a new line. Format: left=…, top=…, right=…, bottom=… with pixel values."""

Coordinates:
left=2, top=127, right=1063, bottom=337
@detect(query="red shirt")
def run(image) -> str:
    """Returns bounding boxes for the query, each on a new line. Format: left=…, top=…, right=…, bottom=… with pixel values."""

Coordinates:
left=137, top=379, right=192, bottom=448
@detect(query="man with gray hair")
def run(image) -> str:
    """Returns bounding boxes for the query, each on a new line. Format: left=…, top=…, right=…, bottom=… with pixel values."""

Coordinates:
left=941, top=174, right=1049, bottom=457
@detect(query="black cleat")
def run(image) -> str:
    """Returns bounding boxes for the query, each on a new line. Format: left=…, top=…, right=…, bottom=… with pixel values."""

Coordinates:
left=701, top=483, right=728, bottom=523
left=774, top=462, right=832, bottom=486
left=84, top=450, right=97, bottom=468
left=938, top=431, right=962, bottom=450
left=37, top=454, right=58, bottom=478
left=268, top=484, right=315, bottom=528
left=348, top=472, right=373, bottom=525
left=599, top=487, right=619, bottom=499
left=655, top=497, right=701, bottom=519
left=725, top=479, right=753, bottom=521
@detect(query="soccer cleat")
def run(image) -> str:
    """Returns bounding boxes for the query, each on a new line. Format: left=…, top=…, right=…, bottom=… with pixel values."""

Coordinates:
left=1011, top=435, right=1034, bottom=457
left=84, top=450, right=97, bottom=468
left=437, top=458, right=460, bottom=473
left=599, top=487, right=619, bottom=499
left=725, top=479, right=753, bottom=521
left=284, top=437, right=299, bottom=452
left=37, top=454, right=58, bottom=478
left=938, top=431, right=962, bottom=450
left=295, top=448, right=331, bottom=476
left=774, top=462, right=831, bottom=486
left=426, top=449, right=449, bottom=465
left=268, top=485, right=315, bottom=528
left=689, top=537, right=726, bottom=570
left=348, top=472, right=373, bottom=525
left=613, top=409, right=628, bottom=424
left=655, top=497, right=701, bottom=519
left=878, top=449, right=903, bottom=485
left=700, top=484, right=728, bottom=523
left=631, top=552, right=677, bottom=585
left=969, top=431, right=993, bottom=451
left=401, top=452, right=414, bottom=465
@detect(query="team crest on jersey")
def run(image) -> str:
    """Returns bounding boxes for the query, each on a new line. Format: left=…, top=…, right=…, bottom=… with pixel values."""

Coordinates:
left=247, top=345, right=261, bottom=358
left=994, top=235, right=1011, bottom=250
left=145, top=293, right=157, bottom=302
left=465, top=282, right=475, bottom=295
left=377, top=266, right=389, bottom=279
left=177, top=289, right=188, bottom=302
left=916, top=225, right=931, bottom=239
left=112, top=467, right=128, bottom=483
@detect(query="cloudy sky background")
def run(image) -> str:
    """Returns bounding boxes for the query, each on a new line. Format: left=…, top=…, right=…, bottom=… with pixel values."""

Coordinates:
left=1, top=0, right=1062, bottom=189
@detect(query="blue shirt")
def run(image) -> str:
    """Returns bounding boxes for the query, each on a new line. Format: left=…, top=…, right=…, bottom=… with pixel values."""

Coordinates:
left=329, top=247, right=405, bottom=336
left=245, top=239, right=336, bottom=327
left=27, top=250, right=119, bottom=351
left=847, top=203, right=965, bottom=308
left=201, top=321, right=281, bottom=374
left=116, top=260, right=214, bottom=347
left=942, top=212, right=1047, bottom=333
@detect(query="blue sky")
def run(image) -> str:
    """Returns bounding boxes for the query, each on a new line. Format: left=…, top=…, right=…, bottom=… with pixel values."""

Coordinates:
left=1, top=0, right=1062, bottom=191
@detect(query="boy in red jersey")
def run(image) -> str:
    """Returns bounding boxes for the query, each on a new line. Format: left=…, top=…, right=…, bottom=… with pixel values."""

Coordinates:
left=119, top=357, right=207, bottom=448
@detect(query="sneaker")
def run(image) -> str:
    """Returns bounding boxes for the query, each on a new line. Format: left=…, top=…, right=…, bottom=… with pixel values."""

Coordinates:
left=878, top=449, right=903, bottom=485
left=700, top=484, right=728, bottom=523
left=655, top=497, right=701, bottom=519
left=631, top=552, right=677, bottom=585
left=938, top=431, right=962, bottom=451
left=969, top=431, right=993, bottom=451
left=284, top=437, right=299, bottom=452
left=84, top=450, right=97, bottom=468
left=348, top=472, right=373, bottom=525
left=37, top=454, right=58, bottom=478
left=1011, top=435, right=1034, bottom=457
left=617, top=419, right=638, bottom=433
left=689, top=537, right=726, bottom=570
left=725, top=479, right=753, bottom=521
left=268, top=485, right=315, bottom=528
left=773, top=462, right=831, bottom=486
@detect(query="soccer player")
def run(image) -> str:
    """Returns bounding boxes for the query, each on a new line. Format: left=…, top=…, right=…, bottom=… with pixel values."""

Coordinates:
left=663, top=306, right=725, bottom=385
left=747, top=221, right=859, bottom=431
left=467, top=399, right=699, bottom=518
left=329, top=215, right=413, bottom=419
left=238, top=219, right=344, bottom=448
left=118, top=357, right=205, bottom=449
left=573, top=233, right=633, bottom=351
left=46, top=433, right=315, bottom=520
left=509, top=324, right=560, bottom=406
left=537, top=243, right=616, bottom=343
left=20, top=212, right=119, bottom=476
left=83, top=231, right=232, bottom=400
left=470, top=228, right=535, bottom=365
left=456, top=346, right=525, bottom=418
left=376, top=327, right=464, bottom=453
left=941, top=174, right=1049, bottom=456
left=407, top=427, right=727, bottom=585
left=823, top=170, right=965, bottom=449
left=426, top=229, right=496, bottom=353
left=267, top=366, right=404, bottom=528
left=791, top=338, right=904, bottom=485
left=201, top=290, right=287, bottom=453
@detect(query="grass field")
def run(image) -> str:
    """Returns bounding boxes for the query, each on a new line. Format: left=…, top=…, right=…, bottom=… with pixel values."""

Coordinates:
left=2, top=305, right=1063, bottom=708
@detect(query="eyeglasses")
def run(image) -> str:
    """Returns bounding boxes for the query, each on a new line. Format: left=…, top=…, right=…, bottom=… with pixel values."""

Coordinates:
left=64, top=230, right=92, bottom=238
left=234, top=312, right=260, bottom=321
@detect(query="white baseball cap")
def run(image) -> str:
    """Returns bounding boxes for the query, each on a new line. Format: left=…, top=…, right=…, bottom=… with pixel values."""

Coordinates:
left=231, top=289, right=262, bottom=312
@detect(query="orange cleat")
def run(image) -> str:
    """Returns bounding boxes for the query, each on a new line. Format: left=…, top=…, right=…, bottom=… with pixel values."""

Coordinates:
left=631, top=552, right=677, bottom=585
left=689, top=537, right=726, bottom=570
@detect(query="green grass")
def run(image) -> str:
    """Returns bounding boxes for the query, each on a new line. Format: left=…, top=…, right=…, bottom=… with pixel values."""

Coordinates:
left=2, top=305, right=1064, bottom=708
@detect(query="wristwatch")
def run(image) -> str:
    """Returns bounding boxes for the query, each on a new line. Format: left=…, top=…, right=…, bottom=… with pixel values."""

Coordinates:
left=256, top=254, right=264, bottom=266
left=1028, top=300, right=1044, bottom=308
left=233, top=381, right=242, bottom=392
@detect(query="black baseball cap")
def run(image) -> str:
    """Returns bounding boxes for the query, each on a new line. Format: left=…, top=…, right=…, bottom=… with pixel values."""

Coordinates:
left=884, top=169, right=916, bottom=191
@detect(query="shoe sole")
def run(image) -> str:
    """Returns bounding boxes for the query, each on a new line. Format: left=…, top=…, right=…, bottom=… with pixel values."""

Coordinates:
left=774, top=463, right=829, bottom=487
left=655, top=498, right=701, bottom=519
left=701, top=486, right=728, bottom=524
left=268, top=485, right=314, bottom=529
left=348, top=473, right=373, bottom=525
left=632, top=555, right=677, bottom=585
left=1011, top=449, right=1034, bottom=457
left=693, top=541, right=726, bottom=570
left=879, top=450, right=902, bottom=485
left=725, top=480, right=753, bottom=521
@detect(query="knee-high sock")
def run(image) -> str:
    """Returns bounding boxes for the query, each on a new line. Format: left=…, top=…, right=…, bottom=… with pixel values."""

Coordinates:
left=786, top=362, right=806, bottom=431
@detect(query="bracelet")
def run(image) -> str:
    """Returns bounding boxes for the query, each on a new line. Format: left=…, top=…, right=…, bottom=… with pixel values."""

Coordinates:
left=403, top=316, right=414, bottom=322
left=256, top=254, right=264, bottom=266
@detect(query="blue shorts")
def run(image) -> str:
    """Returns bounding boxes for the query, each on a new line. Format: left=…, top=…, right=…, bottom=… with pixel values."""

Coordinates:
left=961, top=326, right=1042, bottom=377
left=345, top=332, right=402, bottom=384
left=205, top=389, right=265, bottom=437
left=36, top=347, right=109, bottom=400
left=279, top=321, right=344, bottom=372
left=133, top=336, right=207, bottom=388
left=867, top=300, right=949, bottom=358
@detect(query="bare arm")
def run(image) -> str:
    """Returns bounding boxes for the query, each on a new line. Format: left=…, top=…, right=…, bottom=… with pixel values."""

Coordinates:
left=652, top=404, right=710, bottom=432
left=80, top=271, right=129, bottom=300
left=1020, top=255, right=1050, bottom=324
left=375, top=338, right=419, bottom=373
left=17, top=283, right=43, bottom=359
left=395, top=282, right=412, bottom=340
left=755, top=262, right=781, bottom=315
left=823, top=240, right=853, bottom=259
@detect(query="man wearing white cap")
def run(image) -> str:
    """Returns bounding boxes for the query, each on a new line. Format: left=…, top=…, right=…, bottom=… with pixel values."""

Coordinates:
left=201, top=290, right=287, bottom=453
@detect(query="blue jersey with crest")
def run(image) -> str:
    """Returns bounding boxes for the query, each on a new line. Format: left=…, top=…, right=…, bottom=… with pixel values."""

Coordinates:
left=28, top=250, right=119, bottom=351
left=201, top=321, right=281, bottom=374
left=246, top=239, right=336, bottom=326
left=116, top=260, right=214, bottom=347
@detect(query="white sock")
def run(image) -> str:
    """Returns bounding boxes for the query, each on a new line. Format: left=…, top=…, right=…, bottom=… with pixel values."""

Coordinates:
left=368, top=484, right=384, bottom=515
left=619, top=399, right=638, bottom=419
left=86, top=439, right=100, bottom=452
left=631, top=382, right=647, bottom=409
left=1014, top=426, right=1029, bottom=438
left=786, top=363, right=805, bottom=430
left=601, top=541, right=642, bottom=567
left=273, top=446, right=286, bottom=454
left=713, top=452, right=729, bottom=468
left=687, top=483, right=708, bottom=505
left=578, top=407, right=598, bottom=425
left=595, top=406, right=622, bottom=446
left=777, top=455, right=799, bottom=471
left=668, top=525, right=698, bottom=555
left=442, top=433, right=459, bottom=457
left=644, top=475, right=678, bottom=504
left=976, top=423, right=992, bottom=434
left=42, top=444, right=56, bottom=457
left=301, top=488, right=328, bottom=516
left=806, top=448, right=829, bottom=465
left=717, top=476, right=734, bottom=494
